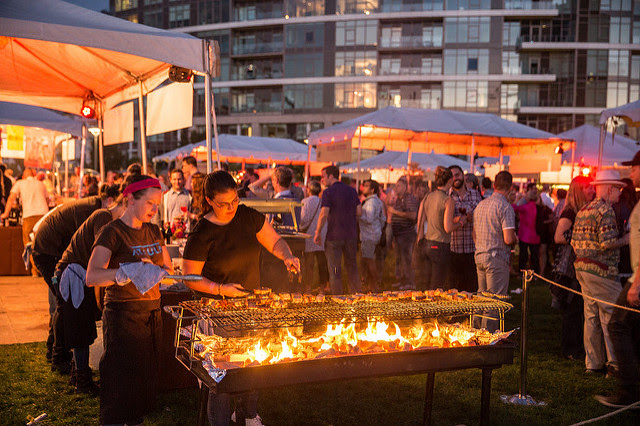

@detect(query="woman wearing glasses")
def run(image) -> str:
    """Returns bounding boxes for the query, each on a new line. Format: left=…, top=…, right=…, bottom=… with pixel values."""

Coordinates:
left=182, top=170, right=300, bottom=426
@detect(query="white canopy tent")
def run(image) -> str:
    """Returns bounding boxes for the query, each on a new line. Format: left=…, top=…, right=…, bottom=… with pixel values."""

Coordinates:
left=341, top=151, right=469, bottom=172
left=598, top=100, right=640, bottom=168
left=153, top=134, right=316, bottom=165
left=0, top=101, right=88, bottom=194
left=0, top=0, right=220, bottom=181
left=558, top=124, right=638, bottom=167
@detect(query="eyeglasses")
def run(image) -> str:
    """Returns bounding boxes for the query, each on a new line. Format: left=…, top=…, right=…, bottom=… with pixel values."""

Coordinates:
left=211, top=196, right=240, bottom=209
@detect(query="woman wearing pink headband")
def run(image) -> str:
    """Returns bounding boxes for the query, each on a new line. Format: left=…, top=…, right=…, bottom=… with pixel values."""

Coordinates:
left=86, top=174, right=172, bottom=425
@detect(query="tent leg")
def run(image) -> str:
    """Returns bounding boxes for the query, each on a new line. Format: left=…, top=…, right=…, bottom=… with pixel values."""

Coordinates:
left=78, top=125, right=87, bottom=198
left=305, top=144, right=311, bottom=185
left=570, top=141, right=575, bottom=180
left=598, top=123, right=606, bottom=169
left=98, top=115, right=105, bottom=184
left=138, top=82, right=148, bottom=173
left=470, top=134, right=476, bottom=173
left=356, top=127, right=362, bottom=189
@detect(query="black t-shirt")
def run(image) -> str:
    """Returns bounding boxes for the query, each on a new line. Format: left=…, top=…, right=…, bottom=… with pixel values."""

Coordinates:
left=34, top=196, right=102, bottom=257
left=94, top=219, right=165, bottom=303
left=56, top=209, right=113, bottom=274
left=560, top=207, right=576, bottom=224
left=183, top=205, right=265, bottom=290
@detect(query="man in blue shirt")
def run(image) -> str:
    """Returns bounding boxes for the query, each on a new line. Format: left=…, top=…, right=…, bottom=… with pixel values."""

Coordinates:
left=314, top=166, right=361, bottom=294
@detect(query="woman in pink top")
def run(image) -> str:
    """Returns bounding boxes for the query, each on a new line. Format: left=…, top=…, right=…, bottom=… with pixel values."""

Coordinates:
left=514, top=183, right=541, bottom=273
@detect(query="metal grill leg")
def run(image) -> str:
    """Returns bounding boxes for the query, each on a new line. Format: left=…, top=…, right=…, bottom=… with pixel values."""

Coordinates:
left=480, top=368, right=492, bottom=426
left=197, top=384, right=210, bottom=426
left=423, top=372, right=435, bottom=426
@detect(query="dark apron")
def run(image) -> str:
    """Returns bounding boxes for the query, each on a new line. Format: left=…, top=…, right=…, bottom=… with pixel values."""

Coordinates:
left=99, top=299, right=161, bottom=424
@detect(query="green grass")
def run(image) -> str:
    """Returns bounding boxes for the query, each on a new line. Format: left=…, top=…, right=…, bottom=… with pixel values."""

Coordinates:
left=2, top=274, right=640, bottom=425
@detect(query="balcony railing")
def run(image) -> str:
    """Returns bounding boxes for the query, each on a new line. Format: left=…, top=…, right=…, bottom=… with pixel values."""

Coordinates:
left=231, top=70, right=283, bottom=80
left=231, top=101, right=282, bottom=113
left=379, top=67, right=441, bottom=76
left=379, top=2, right=444, bottom=13
left=380, top=36, right=442, bottom=49
left=504, top=0, right=557, bottom=10
left=517, top=34, right=575, bottom=45
left=233, top=7, right=283, bottom=21
left=233, top=41, right=283, bottom=55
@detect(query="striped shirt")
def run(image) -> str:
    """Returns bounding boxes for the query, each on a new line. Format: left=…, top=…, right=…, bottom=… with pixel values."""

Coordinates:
left=571, top=198, right=620, bottom=280
left=391, top=192, right=419, bottom=236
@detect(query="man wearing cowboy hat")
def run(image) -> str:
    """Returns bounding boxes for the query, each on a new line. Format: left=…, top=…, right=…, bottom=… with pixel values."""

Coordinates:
left=571, top=169, right=629, bottom=377
left=596, top=153, right=640, bottom=408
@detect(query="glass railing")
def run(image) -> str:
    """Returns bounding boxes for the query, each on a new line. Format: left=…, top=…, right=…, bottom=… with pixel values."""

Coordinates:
left=380, top=36, right=442, bottom=48
left=504, top=0, right=556, bottom=10
left=233, top=7, right=284, bottom=21
left=379, top=67, right=438, bottom=75
left=231, top=101, right=282, bottom=113
left=518, top=34, right=575, bottom=43
left=231, top=70, right=283, bottom=80
left=233, top=41, right=283, bottom=55
left=379, top=2, right=444, bottom=12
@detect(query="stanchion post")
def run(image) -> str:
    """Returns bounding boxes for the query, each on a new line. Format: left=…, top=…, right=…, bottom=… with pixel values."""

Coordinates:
left=519, top=269, right=530, bottom=399
left=502, top=270, right=545, bottom=406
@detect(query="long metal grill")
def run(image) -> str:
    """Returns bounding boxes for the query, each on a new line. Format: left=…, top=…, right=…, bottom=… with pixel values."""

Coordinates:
left=179, top=296, right=512, bottom=332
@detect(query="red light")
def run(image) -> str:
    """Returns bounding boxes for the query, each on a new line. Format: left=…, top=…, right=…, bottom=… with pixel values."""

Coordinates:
left=81, top=105, right=95, bottom=118
left=581, top=167, right=591, bottom=176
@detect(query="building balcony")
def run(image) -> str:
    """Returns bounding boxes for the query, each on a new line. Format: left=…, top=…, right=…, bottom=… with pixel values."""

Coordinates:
left=504, top=0, right=558, bottom=10
left=379, top=36, right=442, bottom=49
left=379, top=67, right=440, bottom=76
left=517, top=40, right=640, bottom=51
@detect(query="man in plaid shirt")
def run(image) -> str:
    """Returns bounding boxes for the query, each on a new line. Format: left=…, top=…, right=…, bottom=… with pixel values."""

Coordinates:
left=448, top=165, right=483, bottom=292
left=571, top=170, right=629, bottom=376
left=473, top=171, right=517, bottom=331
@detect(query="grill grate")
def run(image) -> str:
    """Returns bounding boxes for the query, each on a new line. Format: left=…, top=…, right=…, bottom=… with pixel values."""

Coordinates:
left=179, top=296, right=513, bottom=332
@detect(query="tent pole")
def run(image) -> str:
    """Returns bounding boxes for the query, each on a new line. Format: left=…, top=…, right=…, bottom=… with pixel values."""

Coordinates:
left=78, top=125, right=87, bottom=199
left=470, top=134, right=476, bottom=173
left=305, top=143, right=311, bottom=185
left=570, top=140, right=575, bottom=180
left=64, top=144, right=69, bottom=198
left=356, top=127, right=363, bottom=190
left=138, top=82, right=148, bottom=173
left=598, top=122, right=606, bottom=169
left=98, top=114, right=105, bottom=184
left=499, top=148, right=503, bottom=167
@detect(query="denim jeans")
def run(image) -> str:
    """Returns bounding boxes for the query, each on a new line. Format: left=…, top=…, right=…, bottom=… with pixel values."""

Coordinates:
left=393, top=232, right=416, bottom=288
left=325, top=239, right=360, bottom=295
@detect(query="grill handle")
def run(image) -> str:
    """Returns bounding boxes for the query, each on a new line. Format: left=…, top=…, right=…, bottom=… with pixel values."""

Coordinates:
left=163, top=305, right=183, bottom=319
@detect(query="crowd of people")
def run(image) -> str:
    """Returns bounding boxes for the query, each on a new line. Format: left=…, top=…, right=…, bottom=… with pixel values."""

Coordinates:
left=2, top=150, right=640, bottom=423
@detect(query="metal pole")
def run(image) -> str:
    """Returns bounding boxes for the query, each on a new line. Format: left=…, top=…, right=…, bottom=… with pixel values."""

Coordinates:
left=470, top=134, right=476, bottom=173
left=598, top=122, right=606, bottom=169
left=356, top=126, right=362, bottom=189
left=138, top=81, right=148, bottom=173
left=304, top=143, right=311, bottom=185
left=64, top=143, right=69, bottom=198
left=78, top=125, right=87, bottom=198
left=519, top=270, right=531, bottom=399
left=570, top=140, right=575, bottom=180
left=204, top=73, right=213, bottom=173
left=98, top=115, right=105, bottom=184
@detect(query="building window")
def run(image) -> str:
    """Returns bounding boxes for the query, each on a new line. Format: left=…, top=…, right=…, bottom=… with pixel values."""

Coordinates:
left=234, top=30, right=283, bottom=55
left=501, top=84, right=519, bottom=111
left=285, top=0, right=325, bottom=17
left=422, top=24, right=444, bottom=47
left=420, top=87, right=442, bottom=109
left=503, top=22, right=520, bottom=47
left=231, top=89, right=282, bottom=113
left=337, top=0, right=379, bottom=14
left=169, top=5, right=190, bottom=28
left=442, top=81, right=488, bottom=108
left=335, top=83, right=376, bottom=108
left=336, top=21, right=378, bottom=46
left=607, top=82, right=628, bottom=108
left=586, top=50, right=609, bottom=77
left=600, top=0, right=633, bottom=11
left=285, top=53, right=323, bottom=77
left=115, top=0, right=137, bottom=12
left=609, top=16, right=631, bottom=43
left=502, top=52, right=520, bottom=75
left=631, top=84, right=639, bottom=102
left=445, top=0, right=491, bottom=10
left=232, top=59, right=283, bottom=80
left=609, top=50, right=630, bottom=77
left=444, top=17, right=490, bottom=43
left=632, top=54, right=640, bottom=81
left=443, top=49, right=489, bottom=74
left=634, top=20, right=640, bottom=44
left=335, top=51, right=377, bottom=76
left=284, top=84, right=323, bottom=110
left=421, top=56, right=442, bottom=75
left=379, top=0, right=444, bottom=12
left=286, top=23, right=324, bottom=49
left=143, top=8, right=163, bottom=28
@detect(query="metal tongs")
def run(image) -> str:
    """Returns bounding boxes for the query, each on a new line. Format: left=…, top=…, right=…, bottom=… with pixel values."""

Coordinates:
left=165, top=274, right=203, bottom=281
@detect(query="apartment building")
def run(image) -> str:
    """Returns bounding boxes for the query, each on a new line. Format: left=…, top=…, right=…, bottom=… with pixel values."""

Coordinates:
left=111, top=0, right=640, bottom=158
